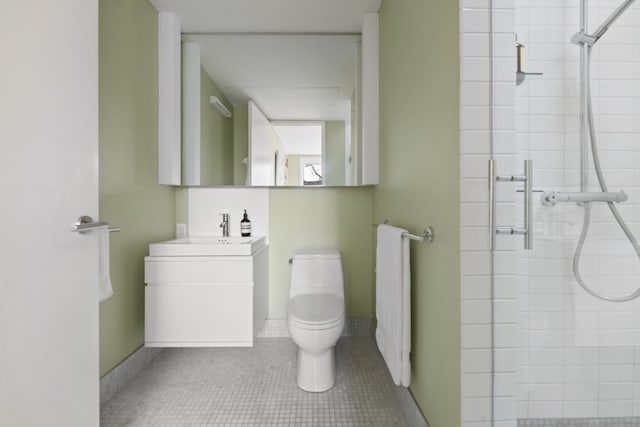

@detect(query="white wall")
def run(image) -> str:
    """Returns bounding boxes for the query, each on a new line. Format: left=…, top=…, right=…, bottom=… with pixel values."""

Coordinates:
left=187, top=188, right=269, bottom=240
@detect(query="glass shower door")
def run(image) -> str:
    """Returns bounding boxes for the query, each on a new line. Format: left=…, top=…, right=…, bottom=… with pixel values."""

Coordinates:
left=511, top=0, right=640, bottom=423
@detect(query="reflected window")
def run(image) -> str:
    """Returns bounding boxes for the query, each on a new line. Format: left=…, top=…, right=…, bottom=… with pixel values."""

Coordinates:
left=302, top=162, right=323, bottom=186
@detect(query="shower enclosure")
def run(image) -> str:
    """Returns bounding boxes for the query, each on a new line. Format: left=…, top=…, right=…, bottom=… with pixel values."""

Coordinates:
left=514, top=0, right=639, bottom=424
left=460, top=0, right=640, bottom=425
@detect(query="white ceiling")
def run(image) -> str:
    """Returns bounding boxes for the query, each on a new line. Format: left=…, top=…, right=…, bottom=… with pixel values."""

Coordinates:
left=272, top=124, right=323, bottom=156
left=184, top=34, right=359, bottom=120
left=149, top=0, right=382, bottom=122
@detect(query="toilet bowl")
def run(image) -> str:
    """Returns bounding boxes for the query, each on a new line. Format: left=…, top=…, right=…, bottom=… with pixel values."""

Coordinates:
left=287, top=250, right=345, bottom=392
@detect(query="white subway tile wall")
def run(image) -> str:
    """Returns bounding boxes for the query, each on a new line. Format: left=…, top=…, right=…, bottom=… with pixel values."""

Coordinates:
left=460, top=0, right=518, bottom=425
left=462, top=0, right=640, bottom=423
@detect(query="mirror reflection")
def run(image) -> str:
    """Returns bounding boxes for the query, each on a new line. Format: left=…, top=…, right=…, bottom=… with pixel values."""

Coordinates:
left=180, top=34, right=362, bottom=187
left=272, top=122, right=325, bottom=186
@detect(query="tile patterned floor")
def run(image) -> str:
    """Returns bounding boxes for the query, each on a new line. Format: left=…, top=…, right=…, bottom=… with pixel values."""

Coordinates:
left=101, top=337, right=409, bottom=426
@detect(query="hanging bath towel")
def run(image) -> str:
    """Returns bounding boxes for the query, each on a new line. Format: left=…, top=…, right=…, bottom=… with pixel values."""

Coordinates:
left=375, top=224, right=411, bottom=387
left=98, top=228, right=113, bottom=302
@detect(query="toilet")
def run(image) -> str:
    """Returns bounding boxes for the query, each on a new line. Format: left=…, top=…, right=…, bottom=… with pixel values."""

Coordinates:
left=287, top=249, right=345, bottom=392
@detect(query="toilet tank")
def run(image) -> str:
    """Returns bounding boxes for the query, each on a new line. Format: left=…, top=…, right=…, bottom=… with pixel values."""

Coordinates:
left=289, top=249, right=344, bottom=298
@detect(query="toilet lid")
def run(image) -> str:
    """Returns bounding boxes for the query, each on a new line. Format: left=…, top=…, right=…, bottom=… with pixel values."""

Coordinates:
left=288, top=294, right=344, bottom=325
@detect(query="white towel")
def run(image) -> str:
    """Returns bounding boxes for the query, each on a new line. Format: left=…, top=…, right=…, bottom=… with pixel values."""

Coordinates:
left=98, top=228, right=113, bottom=302
left=375, top=224, right=411, bottom=387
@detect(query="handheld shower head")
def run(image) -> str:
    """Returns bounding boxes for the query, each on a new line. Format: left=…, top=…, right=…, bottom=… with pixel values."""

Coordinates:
left=571, top=0, right=636, bottom=46
left=592, top=0, right=636, bottom=41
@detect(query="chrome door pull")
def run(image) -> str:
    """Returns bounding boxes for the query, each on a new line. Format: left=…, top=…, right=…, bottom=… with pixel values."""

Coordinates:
left=488, top=160, right=532, bottom=250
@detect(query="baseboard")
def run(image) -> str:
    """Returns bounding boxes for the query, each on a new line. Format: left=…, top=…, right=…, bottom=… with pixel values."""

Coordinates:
left=394, top=386, right=429, bottom=427
left=100, top=346, right=164, bottom=404
left=257, top=317, right=374, bottom=338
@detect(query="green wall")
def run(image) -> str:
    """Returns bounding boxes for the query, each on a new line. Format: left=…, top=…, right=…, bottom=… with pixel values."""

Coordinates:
left=268, top=188, right=374, bottom=318
left=233, top=105, right=249, bottom=185
left=199, top=69, right=234, bottom=185
left=287, top=155, right=302, bottom=186
left=375, top=1, right=460, bottom=426
left=99, top=0, right=175, bottom=377
left=324, top=121, right=346, bottom=186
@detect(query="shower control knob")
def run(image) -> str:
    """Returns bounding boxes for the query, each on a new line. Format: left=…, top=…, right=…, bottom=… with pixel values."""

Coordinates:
left=541, top=191, right=558, bottom=206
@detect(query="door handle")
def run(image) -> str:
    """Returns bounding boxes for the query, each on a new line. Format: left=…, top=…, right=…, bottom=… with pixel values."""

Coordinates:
left=72, top=215, right=120, bottom=234
left=488, top=160, right=532, bottom=250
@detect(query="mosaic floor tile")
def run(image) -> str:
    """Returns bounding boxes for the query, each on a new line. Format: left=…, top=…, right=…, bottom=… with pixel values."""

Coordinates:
left=101, top=337, right=408, bottom=426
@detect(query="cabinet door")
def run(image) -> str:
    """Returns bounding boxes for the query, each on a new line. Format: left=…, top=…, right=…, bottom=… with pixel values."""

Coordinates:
left=145, top=284, right=253, bottom=346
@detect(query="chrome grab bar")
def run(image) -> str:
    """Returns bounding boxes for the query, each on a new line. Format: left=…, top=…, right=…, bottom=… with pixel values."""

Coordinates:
left=488, top=160, right=533, bottom=250
left=72, top=215, right=120, bottom=234
left=541, top=190, right=628, bottom=206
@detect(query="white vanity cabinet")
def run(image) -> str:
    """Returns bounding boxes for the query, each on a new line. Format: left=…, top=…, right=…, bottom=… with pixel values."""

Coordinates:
left=144, top=245, right=268, bottom=347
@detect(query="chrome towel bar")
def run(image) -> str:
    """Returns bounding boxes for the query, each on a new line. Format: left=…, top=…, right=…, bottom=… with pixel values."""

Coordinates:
left=404, top=228, right=434, bottom=242
left=373, top=221, right=435, bottom=243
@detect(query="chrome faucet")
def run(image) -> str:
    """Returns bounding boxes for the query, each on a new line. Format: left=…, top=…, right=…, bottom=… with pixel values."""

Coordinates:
left=220, top=213, right=230, bottom=237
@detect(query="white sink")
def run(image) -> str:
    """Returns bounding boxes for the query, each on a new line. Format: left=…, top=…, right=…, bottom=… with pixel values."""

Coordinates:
left=149, top=235, right=266, bottom=256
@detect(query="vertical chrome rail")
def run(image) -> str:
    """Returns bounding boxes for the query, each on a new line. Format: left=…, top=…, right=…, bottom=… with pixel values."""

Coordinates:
left=524, top=160, right=533, bottom=250
left=489, top=159, right=500, bottom=251
left=580, top=0, right=589, bottom=193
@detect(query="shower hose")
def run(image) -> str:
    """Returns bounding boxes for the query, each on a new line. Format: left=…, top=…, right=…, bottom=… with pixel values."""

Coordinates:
left=573, top=46, right=640, bottom=302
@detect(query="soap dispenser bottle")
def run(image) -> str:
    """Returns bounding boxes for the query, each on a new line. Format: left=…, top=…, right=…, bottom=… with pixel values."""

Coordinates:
left=241, top=209, right=252, bottom=236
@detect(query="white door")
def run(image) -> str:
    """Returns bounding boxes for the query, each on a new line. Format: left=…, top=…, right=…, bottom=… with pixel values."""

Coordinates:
left=248, top=101, right=276, bottom=186
left=0, top=1, right=99, bottom=426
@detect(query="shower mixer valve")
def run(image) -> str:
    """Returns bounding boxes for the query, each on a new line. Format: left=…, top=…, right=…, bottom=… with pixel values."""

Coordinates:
left=541, top=190, right=628, bottom=207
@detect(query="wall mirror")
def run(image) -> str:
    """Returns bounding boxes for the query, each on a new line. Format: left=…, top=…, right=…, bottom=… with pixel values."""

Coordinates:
left=154, top=0, right=381, bottom=187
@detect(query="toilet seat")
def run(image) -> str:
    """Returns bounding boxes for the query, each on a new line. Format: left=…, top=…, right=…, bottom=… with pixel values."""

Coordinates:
left=289, top=316, right=344, bottom=331
left=288, top=294, right=344, bottom=330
